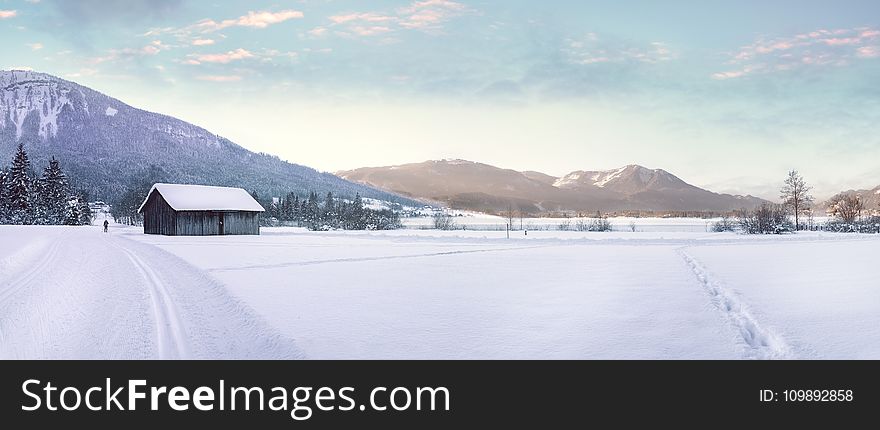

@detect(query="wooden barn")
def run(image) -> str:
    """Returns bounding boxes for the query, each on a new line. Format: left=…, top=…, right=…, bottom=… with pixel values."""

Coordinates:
left=138, top=183, right=265, bottom=236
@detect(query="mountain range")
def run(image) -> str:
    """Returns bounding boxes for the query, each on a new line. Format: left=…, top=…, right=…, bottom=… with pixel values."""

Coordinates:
left=821, top=185, right=880, bottom=213
left=337, top=160, right=770, bottom=214
left=3, top=70, right=872, bottom=216
left=0, top=70, right=416, bottom=205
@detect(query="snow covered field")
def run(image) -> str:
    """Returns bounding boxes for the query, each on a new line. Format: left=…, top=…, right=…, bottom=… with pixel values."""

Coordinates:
left=1, top=220, right=878, bottom=359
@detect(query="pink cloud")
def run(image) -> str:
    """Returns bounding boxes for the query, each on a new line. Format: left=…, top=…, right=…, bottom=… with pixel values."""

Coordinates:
left=330, top=13, right=395, bottom=24
left=233, top=10, right=304, bottom=28
left=141, top=45, right=161, bottom=55
left=307, top=27, right=328, bottom=37
left=0, top=10, right=16, bottom=19
left=398, top=0, right=466, bottom=29
left=193, top=10, right=304, bottom=33
left=197, top=75, right=242, bottom=82
left=564, top=35, right=674, bottom=66
left=823, top=37, right=861, bottom=46
left=712, top=71, right=746, bottom=80
left=188, top=48, right=254, bottom=64
left=351, top=26, right=393, bottom=36
left=718, top=27, right=880, bottom=79
left=191, top=39, right=215, bottom=46
left=856, top=46, right=879, bottom=58
left=325, top=0, right=470, bottom=37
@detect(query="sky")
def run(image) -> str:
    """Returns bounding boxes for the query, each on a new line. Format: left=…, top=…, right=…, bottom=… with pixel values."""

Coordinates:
left=1, top=0, right=879, bottom=199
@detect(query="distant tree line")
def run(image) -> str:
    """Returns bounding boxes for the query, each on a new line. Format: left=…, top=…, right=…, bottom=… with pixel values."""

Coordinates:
left=0, top=143, right=92, bottom=226
left=258, top=191, right=402, bottom=231
left=108, top=166, right=402, bottom=231
left=711, top=170, right=880, bottom=234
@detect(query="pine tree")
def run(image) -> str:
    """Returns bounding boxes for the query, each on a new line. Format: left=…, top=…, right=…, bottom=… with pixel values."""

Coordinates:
left=64, top=197, right=81, bottom=225
left=352, top=193, right=365, bottom=229
left=77, top=189, right=93, bottom=225
left=8, top=143, right=34, bottom=224
left=0, top=169, right=9, bottom=224
left=38, top=157, right=70, bottom=225
left=323, top=191, right=335, bottom=225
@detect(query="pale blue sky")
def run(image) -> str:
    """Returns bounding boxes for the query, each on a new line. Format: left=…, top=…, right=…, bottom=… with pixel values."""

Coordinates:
left=2, top=0, right=879, bottom=198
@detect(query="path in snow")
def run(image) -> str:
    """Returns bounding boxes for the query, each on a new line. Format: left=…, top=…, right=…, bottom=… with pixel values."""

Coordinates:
left=677, top=248, right=794, bottom=359
left=0, top=226, right=300, bottom=359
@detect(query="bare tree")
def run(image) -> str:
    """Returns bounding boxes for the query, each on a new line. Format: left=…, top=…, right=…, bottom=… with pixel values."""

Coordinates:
left=432, top=212, right=456, bottom=230
left=780, top=170, right=814, bottom=231
left=828, top=193, right=864, bottom=224
left=504, top=203, right=516, bottom=231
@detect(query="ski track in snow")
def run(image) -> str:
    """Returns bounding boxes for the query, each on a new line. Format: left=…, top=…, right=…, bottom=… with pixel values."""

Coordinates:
left=677, top=248, right=795, bottom=360
left=0, top=227, right=301, bottom=359
left=109, top=238, right=190, bottom=359
left=208, top=245, right=552, bottom=273
left=0, top=234, right=63, bottom=306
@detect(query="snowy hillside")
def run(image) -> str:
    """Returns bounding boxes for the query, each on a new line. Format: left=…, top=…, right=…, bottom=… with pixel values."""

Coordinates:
left=0, top=70, right=417, bottom=205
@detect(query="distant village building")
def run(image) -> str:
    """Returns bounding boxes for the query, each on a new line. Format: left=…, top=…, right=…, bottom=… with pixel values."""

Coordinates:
left=138, top=183, right=265, bottom=236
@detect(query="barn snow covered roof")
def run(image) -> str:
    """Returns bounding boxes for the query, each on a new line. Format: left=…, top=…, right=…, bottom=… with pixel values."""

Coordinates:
left=138, top=183, right=265, bottom=213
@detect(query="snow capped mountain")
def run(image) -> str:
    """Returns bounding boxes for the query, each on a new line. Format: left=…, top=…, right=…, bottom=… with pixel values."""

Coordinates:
left=338, top=159, right=769, bottom=214
left=553, top=165, right=686, bottom=193
left=0, top=70, right=415, bottom=204
left=821, top=184, right=880, bottom=214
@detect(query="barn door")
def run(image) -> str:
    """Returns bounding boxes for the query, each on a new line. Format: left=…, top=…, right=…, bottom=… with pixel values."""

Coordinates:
left=218, top=212, right=225, bottom=235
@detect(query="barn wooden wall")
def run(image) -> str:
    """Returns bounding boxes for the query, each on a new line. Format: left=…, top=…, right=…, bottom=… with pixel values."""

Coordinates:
left=141, top=190, right=261, bottom=236
left=174, top=211, right=260, bottom=236
left=220, top=212, right=260, bottom=235
left=142, top=192, right=178, bottom=236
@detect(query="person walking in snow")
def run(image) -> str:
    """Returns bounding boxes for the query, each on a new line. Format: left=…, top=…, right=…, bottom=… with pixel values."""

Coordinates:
left=103, top=219, right=109, bottom=233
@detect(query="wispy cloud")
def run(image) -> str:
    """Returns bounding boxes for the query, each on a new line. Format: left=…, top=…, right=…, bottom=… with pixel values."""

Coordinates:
left=329, top=12, right=395, bottom=25
left=322, top=0, right=471, bottom=38
left=197, top=75, right=242, bottom=82
left=183, top=48, right=296, bottom=65
left=191, top=39, right=215, bottom=46
left=564, top=34, right=675, bottom=66
left=397, top=0, right=468, bottom=30
left=147, top=9, right=303, bottom=42
left=185, top=48, right=254, bottom=65
left=714, top=27, right=880, bottom=79
left=26, top=43, right=44, bottom=51
left=192, top=10, right=304, bottom=33
left=856, top=46, right=879, bottom=58
left=87, top=41, right=168, bottom=65
left=0, top=10, right=17, bottom=19
left=307, top=26, right=328, bottom=37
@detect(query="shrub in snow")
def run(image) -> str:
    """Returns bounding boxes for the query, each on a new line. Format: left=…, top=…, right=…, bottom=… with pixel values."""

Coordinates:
left=575, top=212, right=613, bottom=232
left=737, top=204, right=794, bottom=234
left=557, top=218, right=571, bottom=231
left=432, top=212, right=457, bottom=230
left=589, top=216, right=613, bottom=232
left=824, top=217, right=880, bottom=234
left=711, top=216, right=737, bottom=232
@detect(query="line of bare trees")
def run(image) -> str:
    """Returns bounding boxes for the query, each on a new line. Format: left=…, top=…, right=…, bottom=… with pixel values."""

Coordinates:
left=715, top=170, right=879, bottom=234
